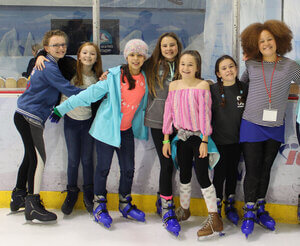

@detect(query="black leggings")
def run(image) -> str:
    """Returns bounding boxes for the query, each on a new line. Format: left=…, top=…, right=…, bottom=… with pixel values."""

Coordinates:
left=151, top=128, right=175, bottom=196
left=242, top=139, right=281, bottom=203
left=212, top=143, right=241, bottom=200
left=177, top=136, right=211, bottom=189
left=14, top=112, right=46, bottom=194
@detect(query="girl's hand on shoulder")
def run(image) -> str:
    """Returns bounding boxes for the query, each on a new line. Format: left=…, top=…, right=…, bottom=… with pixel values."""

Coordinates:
left=99, top=70, right=109, bottom=81
left=35, top=56, right=49, bottom=71
left=199, top=142, right=208, bottom=158
left=162, top=142, right=171, bottom=158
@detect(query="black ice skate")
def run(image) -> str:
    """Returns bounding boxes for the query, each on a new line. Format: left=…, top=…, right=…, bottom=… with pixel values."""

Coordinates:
left=10, top=187, right=27, bottom=212
left=25, top=194, right=57, bottom=222
left=61, top=186, right=80, bottom=215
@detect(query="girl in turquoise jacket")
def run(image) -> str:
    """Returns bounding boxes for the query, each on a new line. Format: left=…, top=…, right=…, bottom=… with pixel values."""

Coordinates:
left=54, top=39, right=149, bottom=228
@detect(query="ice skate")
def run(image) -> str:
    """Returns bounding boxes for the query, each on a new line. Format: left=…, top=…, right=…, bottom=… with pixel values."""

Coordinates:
left=256, top=199, right=275, bottom=231
left=161, top=198, right=181, bottom=237
left=119, top=194, right=145, bottom=222
left=197, top=212, right=224, bottom=240
left=241, top=202, right=256, bottom=238
left=93, top=195, right=112, bottom=228
left=83, top=184, right=94, bottom=214
left=155, top=192, right=162, bottom=216
left=25, top=194, right=57, bottom=222
left=61, top=186, right=80, bottom=215
left=175, top=206, right=190, bottom=222
left=10, top=187, right=27, bottom=212
left=224, top=195, right=239, bottom=225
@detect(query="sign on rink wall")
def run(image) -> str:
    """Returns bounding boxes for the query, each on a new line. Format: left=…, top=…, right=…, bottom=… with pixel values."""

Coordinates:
left=0, top=97, right=299, bottom=206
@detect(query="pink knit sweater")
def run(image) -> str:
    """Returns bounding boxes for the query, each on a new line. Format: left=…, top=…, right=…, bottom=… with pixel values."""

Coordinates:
left=162, top=88, right=212, bottom=136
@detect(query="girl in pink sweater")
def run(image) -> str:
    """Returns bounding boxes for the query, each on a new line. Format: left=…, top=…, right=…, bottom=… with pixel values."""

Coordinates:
left=162, top=50, right=223, bottom=240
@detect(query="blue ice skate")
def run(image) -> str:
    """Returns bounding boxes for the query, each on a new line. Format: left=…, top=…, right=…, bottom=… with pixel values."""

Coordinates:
left=161, top=198, right=181, bottom=237
left=256, top=199, right=275, bottom=231
left=119, top=195, right=145, bottom=222
left=224, top=195, right=239, bottom=225
left=155, top=192, right=162, bottom=216
left=93, top=196, right=113, bottom=228
left=241, top=203, right=256, bottom=238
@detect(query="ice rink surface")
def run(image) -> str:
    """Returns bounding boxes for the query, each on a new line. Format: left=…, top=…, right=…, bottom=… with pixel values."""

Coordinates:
left=1, top=208, right=299, bottom=246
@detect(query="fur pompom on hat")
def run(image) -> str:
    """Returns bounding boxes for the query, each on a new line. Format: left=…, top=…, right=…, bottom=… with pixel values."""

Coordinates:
left=123, top=39, right=148, bottom=59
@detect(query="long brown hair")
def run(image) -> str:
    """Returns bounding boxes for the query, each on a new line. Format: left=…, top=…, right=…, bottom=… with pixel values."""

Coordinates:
left=145, top=32, right=182, bottom=96
left=73, top=42, right=103, bottom=86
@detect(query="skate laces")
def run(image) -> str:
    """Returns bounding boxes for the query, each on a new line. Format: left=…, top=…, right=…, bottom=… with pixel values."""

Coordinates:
left=199, top=214, right=214, bottom=232
left=36, top=197, right=46, bottom=209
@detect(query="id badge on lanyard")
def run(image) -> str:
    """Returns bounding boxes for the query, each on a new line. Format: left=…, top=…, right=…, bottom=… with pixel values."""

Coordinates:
left=263, top=104, right=278, bottom=122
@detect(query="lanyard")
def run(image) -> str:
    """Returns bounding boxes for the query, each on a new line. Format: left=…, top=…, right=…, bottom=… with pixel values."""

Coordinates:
left=168, top=62, right=175, bottom=80
left=261, top=56, right=278, bottom=106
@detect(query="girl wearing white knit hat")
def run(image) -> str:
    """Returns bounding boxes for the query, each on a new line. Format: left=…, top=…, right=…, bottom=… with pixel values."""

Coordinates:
left=51, top=39, right=149, bottom=228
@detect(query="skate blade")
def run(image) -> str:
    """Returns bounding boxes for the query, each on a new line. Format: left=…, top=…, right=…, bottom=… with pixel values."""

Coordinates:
left=94, top=219, right=112, bottom=229
left=256, top=222, right=275, bottom=231
left=163, top=224, right=180, bottom=238
left=121, top=214, right=146, bottom=223
left=197, top=231, right=225, bottom=241
left=25, top=219, right=57, bottom=225
left=7, top=209, right=25, bottom=215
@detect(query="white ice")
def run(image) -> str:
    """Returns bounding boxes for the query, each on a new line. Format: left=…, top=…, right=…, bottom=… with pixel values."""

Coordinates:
left=1, top=208, right=299, bottom=246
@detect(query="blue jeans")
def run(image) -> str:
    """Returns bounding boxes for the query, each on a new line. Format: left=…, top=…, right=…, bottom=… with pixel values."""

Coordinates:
left=64, top=115, right=94, bottom=187
left=94, top=128, right=135, bottom=197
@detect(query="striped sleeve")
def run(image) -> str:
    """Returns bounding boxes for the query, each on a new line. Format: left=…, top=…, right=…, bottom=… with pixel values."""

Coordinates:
left=198, top=89, right=212, bottom=136
left=240, top=68, right=249, bottom=83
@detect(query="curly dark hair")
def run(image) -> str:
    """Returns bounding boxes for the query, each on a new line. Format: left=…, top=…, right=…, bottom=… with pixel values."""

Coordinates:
left=240, top=20, right=293, bottom=60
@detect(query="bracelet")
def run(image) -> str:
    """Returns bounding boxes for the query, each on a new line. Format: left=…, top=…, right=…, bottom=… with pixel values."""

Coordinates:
left=162, top=140, right=170, bottom=144
left=201, top=140, right=208, bottom=144
left=53, top=107, right=62, bottom=118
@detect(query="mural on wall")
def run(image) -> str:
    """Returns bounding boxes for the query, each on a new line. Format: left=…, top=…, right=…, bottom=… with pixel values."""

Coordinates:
left=0, top=1, right=205, bottom=78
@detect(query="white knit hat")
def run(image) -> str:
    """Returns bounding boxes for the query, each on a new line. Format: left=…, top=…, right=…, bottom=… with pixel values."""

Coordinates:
left=123, top=39, right=148, bottom=59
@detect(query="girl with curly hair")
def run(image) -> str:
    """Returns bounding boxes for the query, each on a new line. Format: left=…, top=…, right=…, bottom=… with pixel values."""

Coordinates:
left=240, top=20, right=300, bottom=237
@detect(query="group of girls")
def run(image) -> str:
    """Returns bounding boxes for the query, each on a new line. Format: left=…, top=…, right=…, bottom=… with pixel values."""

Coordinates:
left=9, top=18, right=300, bottom=240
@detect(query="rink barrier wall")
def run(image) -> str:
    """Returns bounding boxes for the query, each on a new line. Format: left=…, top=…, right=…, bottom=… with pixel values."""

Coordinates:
left=0, top=191, right=298, bottom=224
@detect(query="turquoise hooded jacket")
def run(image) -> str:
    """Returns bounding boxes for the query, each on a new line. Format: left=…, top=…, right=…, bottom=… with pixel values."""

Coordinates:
left=56, top=65, right=149, bottom=147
